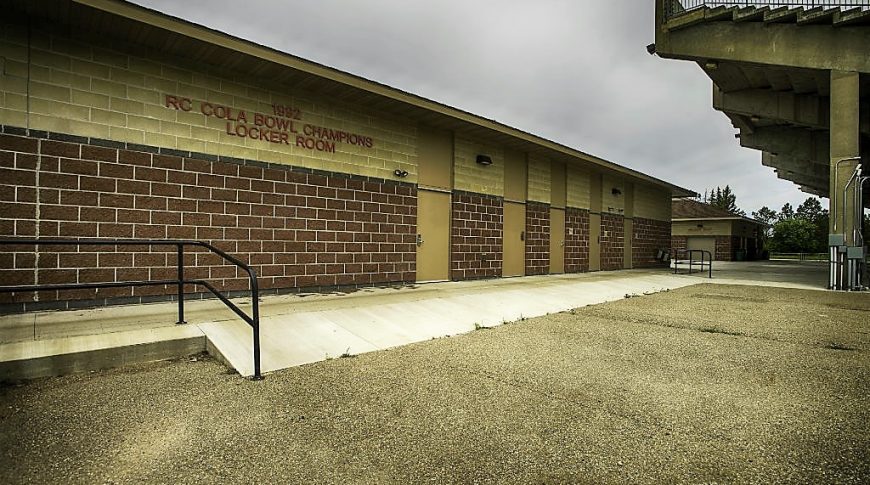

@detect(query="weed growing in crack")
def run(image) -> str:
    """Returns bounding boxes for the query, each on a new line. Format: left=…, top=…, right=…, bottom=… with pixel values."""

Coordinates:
left=335, top=347, right=355, bottom=358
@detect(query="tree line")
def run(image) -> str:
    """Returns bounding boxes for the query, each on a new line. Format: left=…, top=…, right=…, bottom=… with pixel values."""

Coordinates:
left=704, top=185, right=868, bottom=254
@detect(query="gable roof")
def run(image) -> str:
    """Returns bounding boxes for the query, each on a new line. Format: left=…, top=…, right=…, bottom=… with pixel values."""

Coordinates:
left=672, top=199, right=761, bottom=224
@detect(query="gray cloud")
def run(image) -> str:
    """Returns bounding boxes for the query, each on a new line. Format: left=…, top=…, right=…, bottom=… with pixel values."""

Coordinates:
left=131, top=0, right=814, bottom=214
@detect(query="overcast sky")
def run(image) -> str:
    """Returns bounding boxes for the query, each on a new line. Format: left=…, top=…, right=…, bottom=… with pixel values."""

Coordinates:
left=132, top=0, right=815, bottom=215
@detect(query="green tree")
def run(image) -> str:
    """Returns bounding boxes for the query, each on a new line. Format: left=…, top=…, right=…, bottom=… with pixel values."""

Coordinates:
left=796, top=197, right=825, bottom=223
left=795, top=197, right=828, bottom=252
left=779, top=202, right=795, bottom=221
left=770, top=218, right=817, bottom=252
left=709, top=185, right=746, bottom=216
left=751, top=206, right=777, bottom=238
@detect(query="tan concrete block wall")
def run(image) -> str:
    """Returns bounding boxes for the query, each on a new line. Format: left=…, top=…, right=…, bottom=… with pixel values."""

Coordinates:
left=602, top=174, right=625, bottom=213
left=566, top=166, right=591, bottom=209
left=634, top=184, right=671, bottom=221
left=527, top=156, right=550, bottom=203
left=0, top=25, right=417, bottom=182
left=672, top=220, right=731, bottom=236
left=453, top=136, right=503, bottom=196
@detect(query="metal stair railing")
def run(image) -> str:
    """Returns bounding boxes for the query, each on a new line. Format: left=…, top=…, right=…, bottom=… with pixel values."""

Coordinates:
left=672, top=248, right=714, bottom=278
left=0, top=238, right=263, bottom=380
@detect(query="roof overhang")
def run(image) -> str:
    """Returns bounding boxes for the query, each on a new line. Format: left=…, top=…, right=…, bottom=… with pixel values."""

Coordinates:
left=8, top=0, right=695, bottom=197
left=673, top=217, right=762, bottom=225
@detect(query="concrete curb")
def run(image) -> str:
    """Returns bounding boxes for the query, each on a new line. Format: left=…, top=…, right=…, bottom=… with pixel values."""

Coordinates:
left=0, top=326, right=206, bottom=382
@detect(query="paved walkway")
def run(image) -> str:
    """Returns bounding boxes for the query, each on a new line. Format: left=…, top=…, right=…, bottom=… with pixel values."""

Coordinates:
left=4, top=282, right=866, bottom=483
left=0, top=261, right=831, bottom=379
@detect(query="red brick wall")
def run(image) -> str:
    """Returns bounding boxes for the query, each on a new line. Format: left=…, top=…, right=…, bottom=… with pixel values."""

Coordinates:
left=716, top=236, right=735, bottom=261
left=671, top=236, right=687, bottom=256
left=450, top=192, right=503, bottom=280
left=525, top=202, right=549, bottom=276
left=0, top=129, right=417, bottom=310
left=565, top=207, right=589, bottom=273
left=632, top=217, right=670, bottom=268
left=600, top=213, right=624, bottom=271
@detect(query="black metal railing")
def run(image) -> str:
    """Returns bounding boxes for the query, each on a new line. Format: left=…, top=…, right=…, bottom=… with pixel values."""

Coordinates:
left=0, top=239, right=262, bottom=380
left=672, top=249, right=714, bottom=278
left=666, top=0, right=870, bottom=19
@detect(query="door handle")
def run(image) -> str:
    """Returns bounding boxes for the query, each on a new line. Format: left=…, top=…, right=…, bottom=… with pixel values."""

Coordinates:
left=416, top=234, right=424, bottom=246
left=520, top=231, right=525, bottom=241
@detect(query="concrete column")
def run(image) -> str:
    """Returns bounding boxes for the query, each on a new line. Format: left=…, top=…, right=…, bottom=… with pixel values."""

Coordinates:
left=829, top=70, right=861, bottom=244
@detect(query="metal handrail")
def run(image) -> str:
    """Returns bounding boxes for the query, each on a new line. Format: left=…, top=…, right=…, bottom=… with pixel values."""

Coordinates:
left=769, top=252, right=827, bottom=261
left=0, top=238, right=262, bottom=380
left=672, top=248, right=714, bottom=278
left=666, top=1, right=870, bottom=19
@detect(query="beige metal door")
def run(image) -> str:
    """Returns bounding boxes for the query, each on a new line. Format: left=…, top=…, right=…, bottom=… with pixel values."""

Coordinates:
left=416, top=189, right=451, bottom=282
left=687, top=237, right=716, bottom=259
left=550, top=208, right=565, bottom=274
left=503, top=202, right=526, bottom=277
left=589, top=212, right=601, bottom=271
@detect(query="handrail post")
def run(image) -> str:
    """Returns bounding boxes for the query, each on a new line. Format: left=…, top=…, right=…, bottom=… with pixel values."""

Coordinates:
left=250, top=270, right=263, bottom=381
left=708, top=251, right=712, bottom=279
left=176, top=243, right=186, bottom=325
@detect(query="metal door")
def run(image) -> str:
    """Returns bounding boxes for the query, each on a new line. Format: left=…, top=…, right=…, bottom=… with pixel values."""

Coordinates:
left=503, top=202, right=526, bottom=277
left=416, top=189, right=451, bottom=282
left=687, top=237, right=716, bottom=259
left=550, top=208, right=565, bottom=273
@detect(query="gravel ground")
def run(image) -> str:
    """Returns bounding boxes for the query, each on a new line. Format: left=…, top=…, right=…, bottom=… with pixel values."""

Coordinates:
left=1, top=283, right=868, bottom=484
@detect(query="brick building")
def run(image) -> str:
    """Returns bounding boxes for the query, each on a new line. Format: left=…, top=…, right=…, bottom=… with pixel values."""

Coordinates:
left=671, top=199, right=764, bottom=261
left=0, top=0, right=691, bottom=312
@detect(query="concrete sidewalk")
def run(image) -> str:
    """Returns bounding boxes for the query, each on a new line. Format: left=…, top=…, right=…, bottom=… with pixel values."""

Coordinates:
left=204, top=270, right=699, bottom=376
left=1, top=269, right=694, bottom=379
left=0, top=261, right=831, bottom=379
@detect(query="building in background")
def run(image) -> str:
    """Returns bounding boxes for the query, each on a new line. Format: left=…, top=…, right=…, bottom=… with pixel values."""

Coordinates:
left=0, top=0, right=691, bottom=313
left=671, top=199, right=763, bottom=261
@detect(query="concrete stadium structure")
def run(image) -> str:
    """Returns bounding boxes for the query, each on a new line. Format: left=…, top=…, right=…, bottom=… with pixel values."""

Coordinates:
left=653, top=0, right=870, bottom=289
left=0, top=0, right=692, bottom=313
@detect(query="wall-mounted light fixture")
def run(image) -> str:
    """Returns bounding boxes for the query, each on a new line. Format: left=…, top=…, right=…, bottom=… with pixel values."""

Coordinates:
left=476, top=154, right=493, bottom=166
left=393, top=169, right=408, bottom=178
left=611, top=188, right=622, bottom=196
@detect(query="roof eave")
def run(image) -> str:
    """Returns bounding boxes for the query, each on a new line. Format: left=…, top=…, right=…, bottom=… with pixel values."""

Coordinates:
left=73, top=0, right=695, bottom=197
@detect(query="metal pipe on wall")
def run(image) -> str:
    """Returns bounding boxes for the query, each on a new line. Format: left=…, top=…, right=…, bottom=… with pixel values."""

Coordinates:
left=833, top=157, right=860, bottom=233
left=843, top=165, right=861, bottom=244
